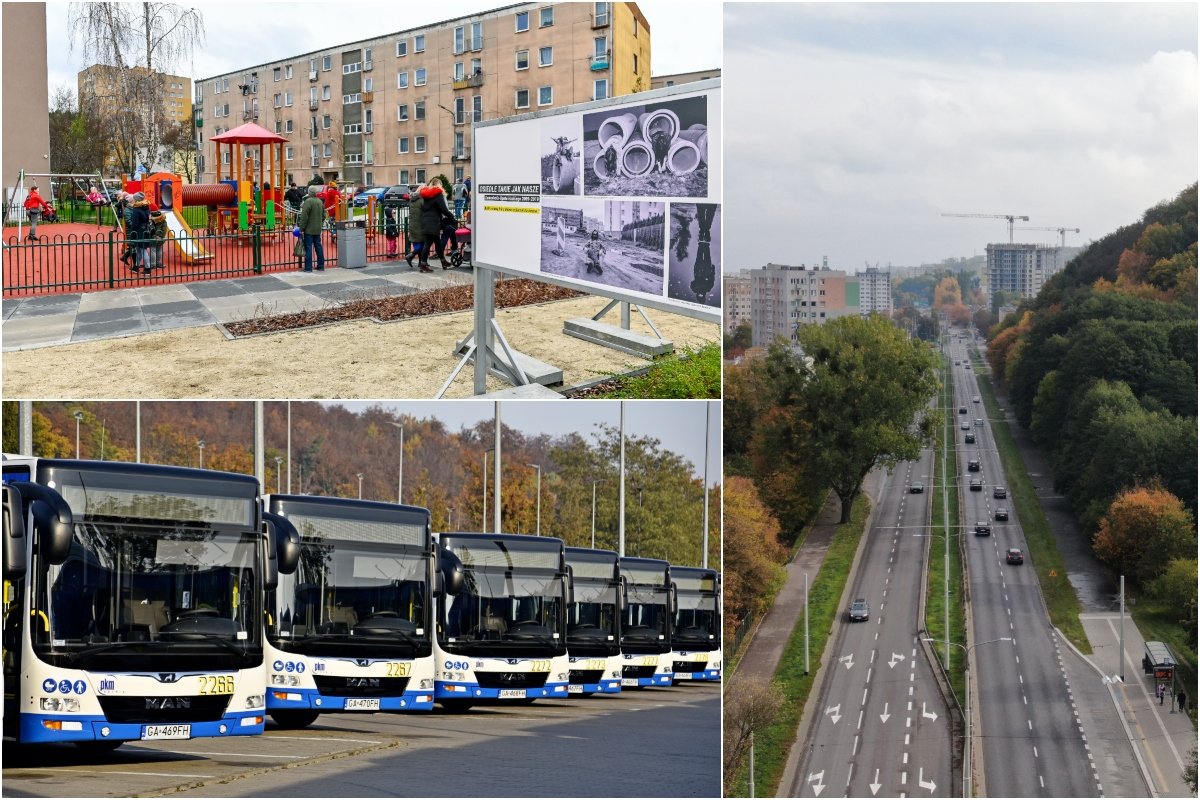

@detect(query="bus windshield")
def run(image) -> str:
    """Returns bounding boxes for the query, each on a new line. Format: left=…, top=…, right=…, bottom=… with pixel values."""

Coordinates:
left=273, top=539, right=429, bottom=653
left=624, top=586, right=670, bottom=642
left=32, top=521, right=260, bottom=668
left=673, top=592, right=719, bottom=646
left=567, top=579, right=619, bottom=643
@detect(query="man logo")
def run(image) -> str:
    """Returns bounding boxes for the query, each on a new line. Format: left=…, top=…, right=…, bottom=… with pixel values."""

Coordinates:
left=346, top=677, right=381, bottom=688
left=156, top=673, right=180, bottom=683
left=145, top=697, right=191, bottom=710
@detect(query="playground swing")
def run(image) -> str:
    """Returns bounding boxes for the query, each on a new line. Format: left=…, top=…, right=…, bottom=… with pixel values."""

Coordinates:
left=4, top=170, right=110, bottom=239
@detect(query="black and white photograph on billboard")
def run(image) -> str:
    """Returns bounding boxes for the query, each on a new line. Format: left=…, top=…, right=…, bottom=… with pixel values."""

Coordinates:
left=582, top=96, right=709, bottom=198
left=540, top=116, right=582, bottom=196
left=541, top=198, right=665, bottom=296
left=667, top=203, right=721, bottom=308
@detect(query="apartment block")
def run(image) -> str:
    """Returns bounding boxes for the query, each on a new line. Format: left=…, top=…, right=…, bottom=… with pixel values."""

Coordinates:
left=985, top=242, right=1064, bottom=307
left=650, top=68, right=720, bottom=90
left=2, top=3, right=49, bottom=184
left=194, top=2, right=649, bottom=188
left=856, top=266, right=892, bottom=315
left=750, top=263, right=858, bottom=347
left=723, top=269, right=752, bottom=332
left=78, top=64, right=193, bottom=125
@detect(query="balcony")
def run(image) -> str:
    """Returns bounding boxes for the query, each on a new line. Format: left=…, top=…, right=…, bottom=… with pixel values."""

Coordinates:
left=451, top=148, right=471, bottom=162
left=309, top=100, right=318, bottom=110
left=590, top=51, right=610, bottom=71
left=363, top=91, right=374, bottom=103
left=452, top=71, right=484, bottom=91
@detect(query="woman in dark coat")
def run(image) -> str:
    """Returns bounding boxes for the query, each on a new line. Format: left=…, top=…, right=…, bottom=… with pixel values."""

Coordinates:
left=127, top=192, right=152, bottom=273
left=405, top=192, right=426, bottom=270
left=417, top=180, right=454, bottom=270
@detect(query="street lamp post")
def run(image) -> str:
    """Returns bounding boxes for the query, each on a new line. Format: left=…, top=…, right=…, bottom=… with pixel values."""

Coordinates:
left=526, top=463, right=541, bottom=536
left=387, top=421, right=405, bottom=504
left=591, top=479, right=606, bottom=549
left=356, top=472, right=364, bottom=499
left=197, top=439, right=205, bottom=469
left=923, top=636, right=1011, bottom=797
left=74, top=411, right=84, bottom=459
left=275, top=456, right=283, bottom=493
left=447, top=507, right=454, bottom=530
left=482, top=448, right=495, bottom=532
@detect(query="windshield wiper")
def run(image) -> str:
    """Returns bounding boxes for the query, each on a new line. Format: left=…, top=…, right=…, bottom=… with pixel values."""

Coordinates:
left=162, top=631, right=253, bottom=659
left=65, top=640, right=142, bottom=664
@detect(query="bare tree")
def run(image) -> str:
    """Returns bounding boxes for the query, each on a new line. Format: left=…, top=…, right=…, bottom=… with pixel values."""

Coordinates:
left=69, top=2, right=204, bottom=173
left=723, top=675, right=784, bottom=794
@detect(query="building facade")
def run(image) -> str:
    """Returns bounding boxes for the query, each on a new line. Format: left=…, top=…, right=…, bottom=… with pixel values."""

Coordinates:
left=77, top=64, right=193, bottom=175
left=3, top=3, right=50, bottom=191
left=985, top=242, right=1063, bottom=306
left=650, top=68, right=720, bottom=90
left=195, top=2, right=649, bottom=188
left=750, top=263, right=859, bottom=347
left=856, top=266, right=892, bottom=315
left=723, top=270, right=752, bottom=332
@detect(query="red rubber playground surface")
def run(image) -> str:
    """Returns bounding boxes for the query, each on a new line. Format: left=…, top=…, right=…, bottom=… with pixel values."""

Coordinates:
left=2, top=222, right=400, bottom=298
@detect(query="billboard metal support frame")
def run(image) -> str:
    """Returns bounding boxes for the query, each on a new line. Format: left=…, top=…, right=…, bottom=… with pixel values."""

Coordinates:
left=592, top=298, right=666, bottom=341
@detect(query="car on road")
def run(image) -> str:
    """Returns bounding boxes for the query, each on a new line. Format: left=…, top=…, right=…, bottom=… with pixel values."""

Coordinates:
left=350, top=187, right=387, bottom=207
left=974, top=521, right=992, bottom=536
left=909, top=483, right=925, bottom=493
left=848, top=598, right=870, bottom=622
left=973, top=396, right=981, bottom=403
left=965, top=433, right=976, bottom=444
left=969, top=478, right=983, bottom=491
left=954, top=360, right=961, bottom=366
left=995, top=507, right=1009, bottom=521
left=974, top=418, right=983, bottom=427
left=968, top=459, right=981, bottom=472
left=994, top=486, right=1007, bottom=499
left=960, top=421, right=970, bottom=430
left=964, top=364, right=972, bottom=370
left=1006, top=548, right=1024, bottom=564
left=959, top=406, right=968, bottom=414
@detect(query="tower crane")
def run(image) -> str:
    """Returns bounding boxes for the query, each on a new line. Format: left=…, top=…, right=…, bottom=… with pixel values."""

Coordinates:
left=1014, top=226, right=1080, bottom=247
left=941, top=212, right=1030, bottom=243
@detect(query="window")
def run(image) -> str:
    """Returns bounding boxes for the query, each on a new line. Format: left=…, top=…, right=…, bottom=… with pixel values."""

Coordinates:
left=453, top=26, right=465, bottom=55
left=343, top=62, right=361, bottom=74
left=473, top=94, right=482, bottom=122
left=414, top=34, right=425, bottom=53
left=286, top=65, right=293, bottom=79
left=346, top=153, right=362, bottom=164
left=471, top=22, right=483, bottom=51
left=415, top=67, right=426, bottom=86
left=415, top=168, right=426, bottom=183
left=364, top=77, right=373, bottom=92
left=364, top=109, right=373, bottom=133
left=223, top=77, right=230, bottom=92
left=633, top=16, right=638, bottom=36
left=515, top=49, right=529, bottom=70
left=364, top=48, right=372, bottom=68
left=344, top=123, right=363, bottom=134
left=399, top=169, right=410, bottom=184
left=594, top=37, right=607, bottom=58
left=398, top=137, right=410, bottom=154
left=472, top=57, right=482, bottom=76
left=515, top=11, right=529, bottom=32
left=322, top=55, right=332, bottom=71
left=312, top=144, right=319, bottom=164
left=322, top=85, right=331, bottom=100
left=633, top=53, right=638, bottom=73
left=415, top=100, right=425, bottom=120
left=540, top=6, right=554, bottom=27
left=286, top=145, right=294, bottom=160
left=397, top=71, right=408, bottom=89
left=285, top=119, right=294, bottom=133
left=310, top=57, right=318, bottom=73
left=273, top=67, right=281, bottom=82
left=397, top=103, right=409, bottom=121
left=285, top=92, right=293, bottom=106
left=454, top=131, right=465, bottom=157
left=365, top=170, right=374, bottom=185
left=274, top=93, right=282, bottom=108
left=454, top=166, right=464, bottom=182
left=415, top=136, right=426, bottom=153
left=539, top=46, right=553, bottom=67
left=323, top=143, right=333, bottom=158
left=310, top=87, right=318, bottom=104
left=275, top=120, right=282, bottom=133
left=342, top=92, right=361, bottom=104
left=222, top=150, right=230, bottom=165
left=454, top=62, right=465, bottom=81
left=397, top=40, right=407, bottom=57
left=454, top=96, right=466, bottom=123
left=538, top=86, right=552, bottom=106
left=515, top=88, right=530, bottom=109
left=594, top=78, right=608, bottom=100
left=322, top=114, right=331, bottom=129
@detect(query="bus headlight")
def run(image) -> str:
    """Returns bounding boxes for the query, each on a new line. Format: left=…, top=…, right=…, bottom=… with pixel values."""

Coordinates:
left=557, top=672, right=568, bottom=682
left=419, top=679, right=434, bottom=690
left=41, top=697, right=80, bottom=712
left=272, top=674, right=301, bottom=686
left=245, top=694, right=264, bottom=708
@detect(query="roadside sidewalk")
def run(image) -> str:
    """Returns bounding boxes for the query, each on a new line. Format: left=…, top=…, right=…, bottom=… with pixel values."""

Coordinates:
left=2, top=261, right=471, bottom=351
left=1081, top=612, right=1196, bottom=798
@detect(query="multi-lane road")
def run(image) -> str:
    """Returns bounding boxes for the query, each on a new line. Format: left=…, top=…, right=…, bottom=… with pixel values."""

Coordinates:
left=2, top=683, right=719, bottom=797
left=791, top=444, right=953, bottom=798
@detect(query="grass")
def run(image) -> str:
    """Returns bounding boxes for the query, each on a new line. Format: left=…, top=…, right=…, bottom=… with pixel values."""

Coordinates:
left=925, top=357, right=968, bottom=704
left=1132, top=600, right=1198, bottom=726
left=586, top=342, right=720, bottom=398
left=726, top=493, right=872, bottom=797
left=970, top=350, right=1091, bottom=652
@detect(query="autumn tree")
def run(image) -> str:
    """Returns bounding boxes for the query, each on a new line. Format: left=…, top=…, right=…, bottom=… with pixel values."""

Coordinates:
left=1093, top=486, right=1196, bottom=585
left=722, top=476, right=787, bottom=639
left=723, top=675, right=785, bottom=794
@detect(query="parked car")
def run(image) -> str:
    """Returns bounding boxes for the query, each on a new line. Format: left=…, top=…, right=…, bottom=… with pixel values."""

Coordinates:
left=350, top=187, right=387, bottom=207
left=381, top=184, right=418, bottom=207
left=995, top=507, right=1009, bottom=521
left=974, top=522, right=991, bottom=536
left=964, top=433, right=976, bottom=444
left=994, top=486, right=1007, bottom=499
left=909, top=483, right=925, bottom=494
left=1006, top=548, right=1024, bottom=564
left=848, top=598, right=870, bottom=622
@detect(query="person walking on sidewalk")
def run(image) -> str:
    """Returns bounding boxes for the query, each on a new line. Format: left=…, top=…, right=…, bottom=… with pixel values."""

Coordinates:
left=1178, top=690, right=1187, bottom=713
left=298, top=185, right=326, bottom=272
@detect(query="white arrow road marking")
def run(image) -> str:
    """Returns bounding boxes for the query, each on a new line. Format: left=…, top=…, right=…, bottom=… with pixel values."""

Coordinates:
left=808, top=770, right=826, bottom=797
left=918, top=768, right=936, bottom=793
left=825, top=704, right=841, bottom=724
left=870, top=769, right=881, bottom=796
left=922, top=702, right=938, bottom=722
left=880, top=702, right=891, bottom=723
left=840, top=653, right=855, bottom=670
left=889, top=652, right=906, bottom=668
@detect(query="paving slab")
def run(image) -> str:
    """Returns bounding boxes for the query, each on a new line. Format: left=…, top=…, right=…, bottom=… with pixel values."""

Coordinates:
left=1, top=315, right=75, bottom=348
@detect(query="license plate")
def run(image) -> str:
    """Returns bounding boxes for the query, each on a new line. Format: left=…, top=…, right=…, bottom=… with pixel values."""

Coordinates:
left=568, top=685, right=583, bottom=693
left=498, top=689, right=526, bottom=699
left=142, top=724, right=191, bottom=740
left=344, top=698, right=380, bottom=711
left=621, top=678, right=639, bottom=686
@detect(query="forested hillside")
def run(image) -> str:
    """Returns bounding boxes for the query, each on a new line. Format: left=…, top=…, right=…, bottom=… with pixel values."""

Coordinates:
left=1, top=401, right=718, bottom=569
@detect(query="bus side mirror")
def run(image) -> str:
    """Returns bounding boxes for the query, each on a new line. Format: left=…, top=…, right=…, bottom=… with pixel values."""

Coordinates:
left=439, top=546, right=464, bottom=596
left=261, top=521, right=280, bottom=591
left=10, top=481, right=73, bottom=566
left=565, top=565, right=574, bottom=606
left=669, top=582, right=678, bottom=614
left=619, top=575, right=628, bottom=611
left=3, top=484, right=27, bottom=580
left=265, top=511, right=301, bottom=575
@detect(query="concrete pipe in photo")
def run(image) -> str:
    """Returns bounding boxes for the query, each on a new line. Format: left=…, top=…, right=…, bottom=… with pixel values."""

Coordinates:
left=620, top=140, right=656, bottom=178
left=552, top=157, right=578, bottom=193
left=593, top=144, right=621, bottom=179
left=639, top=108, right=681, bottom=143
left=677, top=125, right=708, bottom=164
left=665, top=139, right=703, bottom=176
left=597, top=113, right=638, bottom=149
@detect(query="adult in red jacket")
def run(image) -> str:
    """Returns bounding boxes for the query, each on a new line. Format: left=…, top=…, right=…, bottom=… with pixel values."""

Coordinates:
left=23, top=184, right=52, bottom=241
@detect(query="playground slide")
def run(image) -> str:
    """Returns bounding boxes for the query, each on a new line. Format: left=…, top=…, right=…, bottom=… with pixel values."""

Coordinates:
left=163, top=209, right=214, bottom=263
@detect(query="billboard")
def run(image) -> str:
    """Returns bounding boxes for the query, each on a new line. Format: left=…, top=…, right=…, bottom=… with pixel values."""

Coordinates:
left=474, top=83, right=721, bottom=321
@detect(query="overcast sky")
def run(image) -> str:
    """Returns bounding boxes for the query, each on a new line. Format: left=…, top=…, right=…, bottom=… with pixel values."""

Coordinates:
left=46, top=0, right=720, bottom=90
left=332, top=399, right=720, bottom=483
left=724, top=2, right=1197, bottom=270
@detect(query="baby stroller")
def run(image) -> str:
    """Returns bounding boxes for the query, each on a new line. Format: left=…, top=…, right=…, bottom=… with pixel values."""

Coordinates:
left=449, top=224, right=472, bottom=267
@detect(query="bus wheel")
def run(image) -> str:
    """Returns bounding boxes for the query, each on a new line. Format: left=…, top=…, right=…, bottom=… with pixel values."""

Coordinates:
left=269, top=709, right=320, bottom=729
left=438, top=699, right=475, bottom=713
left=74, top=740, right=123, bottom=752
